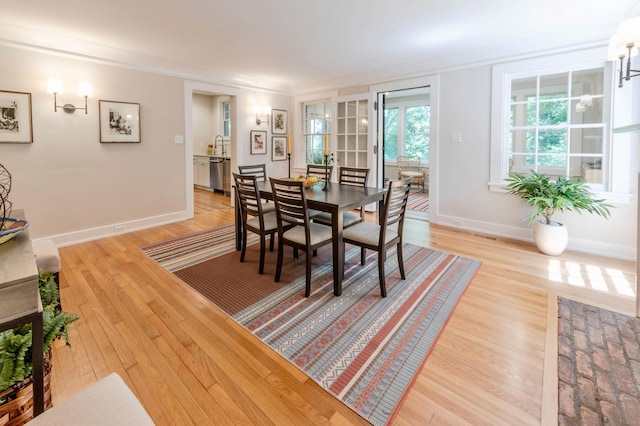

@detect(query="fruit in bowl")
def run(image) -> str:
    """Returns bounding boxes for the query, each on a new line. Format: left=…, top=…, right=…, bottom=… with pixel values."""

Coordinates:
left=293, top=175, right=319, bottom=187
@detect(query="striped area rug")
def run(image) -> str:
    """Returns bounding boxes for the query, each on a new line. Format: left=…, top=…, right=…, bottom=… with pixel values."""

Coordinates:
left=232, top=245, right=480, bottom=425
left=141, top=225, right=481, bottom=425
left=406, top=191, right=429, bottom=212
left=140, top=223, right=259, bottom=272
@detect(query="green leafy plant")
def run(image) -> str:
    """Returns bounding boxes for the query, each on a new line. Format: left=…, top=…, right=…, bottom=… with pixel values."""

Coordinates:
left=0, top=271, right=79, bottom=393
left=505, top=171, right=613, bottom=225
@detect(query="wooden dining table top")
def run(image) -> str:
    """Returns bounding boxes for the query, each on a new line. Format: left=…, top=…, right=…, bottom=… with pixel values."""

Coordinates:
left=254, top=180, right=387, bottom=213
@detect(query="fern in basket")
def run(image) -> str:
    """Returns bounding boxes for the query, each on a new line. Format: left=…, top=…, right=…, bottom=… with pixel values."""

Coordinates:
left=0, top=271, right=79, bottom=395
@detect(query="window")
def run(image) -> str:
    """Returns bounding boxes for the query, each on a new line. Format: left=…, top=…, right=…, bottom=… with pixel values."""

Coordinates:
left=303, top=101, right=332, bottom=164
left=383, top=102, right=430, bottom=162
left=222, top=101, right=231, bottom=138
left=508, top=68, right=605, bottom=185
left=490, top=50, right=614, bottom=193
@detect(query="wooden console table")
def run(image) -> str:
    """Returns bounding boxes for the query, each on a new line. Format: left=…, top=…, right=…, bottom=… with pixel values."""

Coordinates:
left=0, top=209, right=44, bottom=417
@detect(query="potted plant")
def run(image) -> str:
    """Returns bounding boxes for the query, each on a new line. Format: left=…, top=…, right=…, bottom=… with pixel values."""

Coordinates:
left=0, top=271, right=79, bottom=423
left=505, top=171, right=612, bottom=255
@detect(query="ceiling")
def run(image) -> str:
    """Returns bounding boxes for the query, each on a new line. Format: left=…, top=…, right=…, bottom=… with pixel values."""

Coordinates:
left=1, top=1, right=639, bottom=94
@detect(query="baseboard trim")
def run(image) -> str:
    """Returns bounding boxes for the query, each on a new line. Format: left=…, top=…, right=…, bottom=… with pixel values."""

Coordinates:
left=35, top=210, right=192, bottom=248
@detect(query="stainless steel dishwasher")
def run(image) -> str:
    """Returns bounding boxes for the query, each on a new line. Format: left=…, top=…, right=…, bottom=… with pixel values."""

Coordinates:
left=209, top=157, right=224, bottom=192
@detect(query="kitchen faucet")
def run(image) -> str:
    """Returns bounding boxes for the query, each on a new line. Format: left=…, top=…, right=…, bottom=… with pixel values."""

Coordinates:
left=215, top=135, right=224, bottom=156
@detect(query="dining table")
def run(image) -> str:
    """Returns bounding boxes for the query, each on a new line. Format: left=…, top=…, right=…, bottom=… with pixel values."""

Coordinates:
left=234, top=180, right=387, bottom=296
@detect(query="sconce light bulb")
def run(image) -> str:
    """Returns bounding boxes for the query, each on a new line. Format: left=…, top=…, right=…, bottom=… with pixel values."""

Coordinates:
left=78, top=82, right=93, bottom=98
left=47, top=78, right=63, bottom=94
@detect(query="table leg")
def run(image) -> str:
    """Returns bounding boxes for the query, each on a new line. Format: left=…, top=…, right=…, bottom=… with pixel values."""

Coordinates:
left=332, top=209, right=343, bottom=296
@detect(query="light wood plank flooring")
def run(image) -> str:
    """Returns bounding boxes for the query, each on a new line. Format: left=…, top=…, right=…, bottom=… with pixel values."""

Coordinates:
left=49, top=188, right=636, bottom=425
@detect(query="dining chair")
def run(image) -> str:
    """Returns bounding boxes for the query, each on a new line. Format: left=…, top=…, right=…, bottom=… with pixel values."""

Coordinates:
left=397, top=155, right=427, bottom=192
left=342, top=177, right=413, bottom=297
left=238, top=163, right=274, bottom=213
left=306, top=164, right=334, bottom=182
left=238, top=164, right=267, bottom=181
left=269, top=177, right=334, bottom=297
left=233, top=172, right=278, bottom=274
left=312, top=166, right=370, bottom=229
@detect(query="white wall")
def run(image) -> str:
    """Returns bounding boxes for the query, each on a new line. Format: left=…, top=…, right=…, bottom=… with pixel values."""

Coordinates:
left=0, top=44, right=187, bottom=245
left=237, top=92, right=292, bottom=179
left=2, top=41, right=636, bottom=259
left=192, top=94, right=215, bottom=156
left=420, top=62, right=637, bottom=259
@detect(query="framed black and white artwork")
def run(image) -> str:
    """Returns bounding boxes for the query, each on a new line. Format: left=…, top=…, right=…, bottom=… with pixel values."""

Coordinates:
left=99, top=100, right=141, bottom=143
left=0, top=90, right=32, bottom=143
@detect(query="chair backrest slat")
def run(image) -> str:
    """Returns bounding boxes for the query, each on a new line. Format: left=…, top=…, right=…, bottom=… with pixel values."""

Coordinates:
left=238, top=164, right=267, bottom=182
left=269, top=177, right=308, bottom=229
left=382, top=177, right=413, bottom=231
left=339, top=167, right=369, bottom=187
left=233, top=173, right=263, bottom=221
left=306, top=164, right=333, bottom=181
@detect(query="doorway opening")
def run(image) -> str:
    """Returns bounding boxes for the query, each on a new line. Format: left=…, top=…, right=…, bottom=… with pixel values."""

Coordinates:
left=378, top=86, right=430, bottom=221
left=184, top=80, right=240, bottom=219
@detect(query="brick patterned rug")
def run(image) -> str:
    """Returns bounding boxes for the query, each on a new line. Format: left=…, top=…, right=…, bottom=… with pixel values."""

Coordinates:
left=557, top=297, right=640, bottom=425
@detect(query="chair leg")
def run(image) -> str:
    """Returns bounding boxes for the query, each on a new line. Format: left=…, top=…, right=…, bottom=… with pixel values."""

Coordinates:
left=305, top=250, right=312, bottom=297
left=397, top=242, right=406, bottom=280
left=378, top=250, right=387, bottom=297
left=312, top=249, right=318, bottom=257
left=240, top=228, right=248, bottom=262
left=259, top=234, right=266, bottom=274
left=269, top=232, right=275, bottom=252
left=293, top=248, right=299, bottom=260
left=275, top=240, right=284, bottom=282
left=360, top=247, right=366, bottom=265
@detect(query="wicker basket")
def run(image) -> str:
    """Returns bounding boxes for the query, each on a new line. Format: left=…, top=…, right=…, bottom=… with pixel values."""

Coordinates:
left=0, top=353, right=53, bottom=426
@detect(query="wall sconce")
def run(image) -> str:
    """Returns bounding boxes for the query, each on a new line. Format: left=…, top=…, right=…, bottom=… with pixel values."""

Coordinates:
left=46, top=78, right=93, bottom=114
left=254, top=105, right=271, bottom=125
left=608, top=16, right=640, bottom=88
left=575, top=95, right=592, bottom=113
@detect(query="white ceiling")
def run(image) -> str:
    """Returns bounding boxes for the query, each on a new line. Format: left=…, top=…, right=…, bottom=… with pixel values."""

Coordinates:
left=1, top=0, right=639, bottom=93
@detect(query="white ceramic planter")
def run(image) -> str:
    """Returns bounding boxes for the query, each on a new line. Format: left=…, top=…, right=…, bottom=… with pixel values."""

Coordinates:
left=533, top=220, right=568, bottom=256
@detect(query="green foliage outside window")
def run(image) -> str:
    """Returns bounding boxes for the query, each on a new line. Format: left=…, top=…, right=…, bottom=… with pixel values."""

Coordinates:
left=383, top=105, right=429, bottom=161
left=384, top=108, right=398, bottom=160
left=405, top=106, right=430, bottom=161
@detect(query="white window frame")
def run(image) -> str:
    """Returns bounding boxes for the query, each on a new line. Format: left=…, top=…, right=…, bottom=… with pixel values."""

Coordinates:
left=508, top=78, right=606, bottom=185
left=292, top=91, right=339, bottom=173
left=302, top=100, right=332, bottom=165
left=221, top=100, right=231, bottom=139
left=489, top=47, right=631, bottom=203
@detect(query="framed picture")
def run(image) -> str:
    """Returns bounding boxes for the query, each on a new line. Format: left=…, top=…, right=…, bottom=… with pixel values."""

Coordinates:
left=272, top=136, right=287, bottom=161
left=250, top=130, right=267, bottom=155
left=271, top=109, right=287, bottom=134
left=99, top=100, right=141, bottom=143
left=0, top=90, right=32, bottom=143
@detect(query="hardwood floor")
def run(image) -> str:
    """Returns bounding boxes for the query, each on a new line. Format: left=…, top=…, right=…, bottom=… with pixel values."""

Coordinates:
left=49, top=188, right=636, bottom=425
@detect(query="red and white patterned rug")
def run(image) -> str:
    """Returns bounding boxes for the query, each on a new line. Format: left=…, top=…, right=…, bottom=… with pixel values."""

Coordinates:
left=142, top=226, right=480, bottom=425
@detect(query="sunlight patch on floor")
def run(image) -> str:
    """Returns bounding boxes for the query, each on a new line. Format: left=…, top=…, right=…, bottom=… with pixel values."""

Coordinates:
left=547, top=259, right=636, bottom=297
